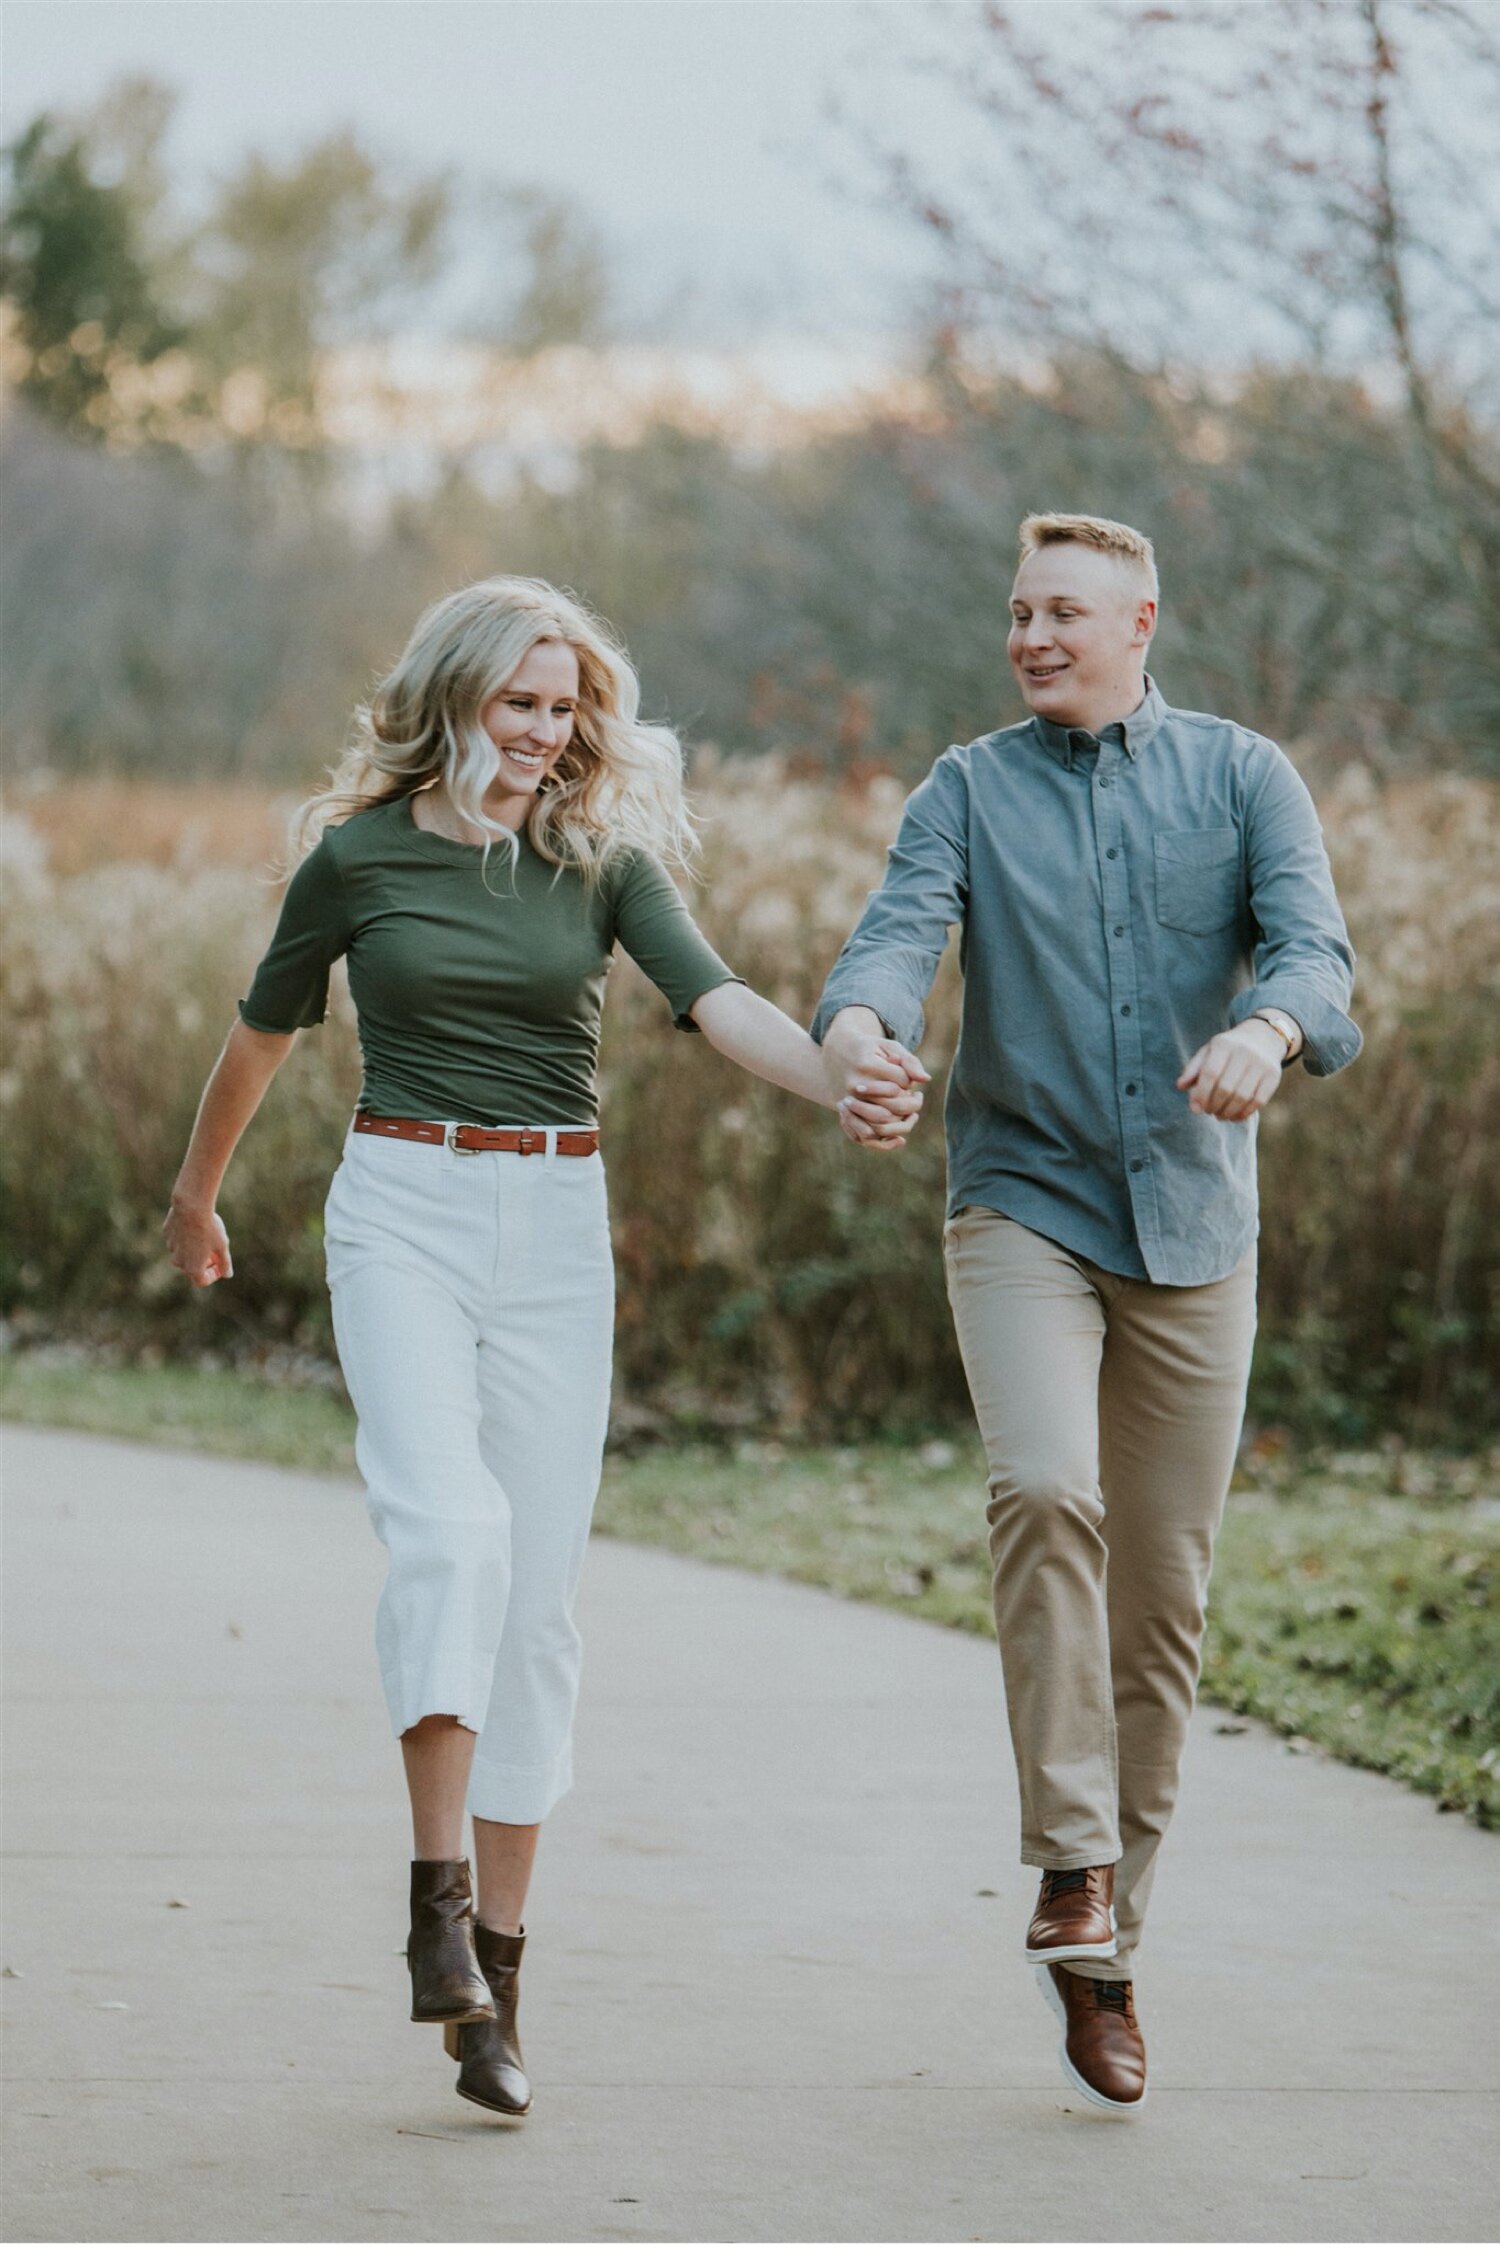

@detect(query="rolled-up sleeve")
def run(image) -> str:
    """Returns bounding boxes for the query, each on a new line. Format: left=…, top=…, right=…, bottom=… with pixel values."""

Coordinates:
left=810, top=751, right=969, bottom=1049
left=239, top=836, right=352, bottom=1033
left=1226, top=744, right=1362, bottom=1077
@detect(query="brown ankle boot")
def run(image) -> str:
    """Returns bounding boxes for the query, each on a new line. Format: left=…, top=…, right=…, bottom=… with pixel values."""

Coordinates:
left=443, top=1923, right=532, bottom=2117
left=406, top=1859, right=495, bottom=2025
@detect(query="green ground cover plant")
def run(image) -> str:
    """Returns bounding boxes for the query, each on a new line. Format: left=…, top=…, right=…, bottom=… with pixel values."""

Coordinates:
left=0, top=1356, right=358, bottom=1473
left=5, top=1358, right=1494, bottom=1827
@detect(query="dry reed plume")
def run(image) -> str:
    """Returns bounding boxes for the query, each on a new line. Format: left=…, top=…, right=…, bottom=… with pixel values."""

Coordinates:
left=2, top=763, right=1495, bottom=1440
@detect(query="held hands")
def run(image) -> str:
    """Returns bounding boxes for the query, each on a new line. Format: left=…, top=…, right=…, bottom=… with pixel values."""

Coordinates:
left=1177, top=1020, right=1286, bottom=1123
left=162, top=1200, right=234, bottom=1288
left=823, top=1022, right=931, bottom=1154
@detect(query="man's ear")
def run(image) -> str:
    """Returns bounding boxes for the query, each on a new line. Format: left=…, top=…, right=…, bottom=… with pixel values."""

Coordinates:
left=1133, top=598, right=1158, bottom=647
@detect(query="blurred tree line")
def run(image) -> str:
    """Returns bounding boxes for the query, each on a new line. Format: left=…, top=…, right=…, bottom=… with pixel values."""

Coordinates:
left=3, top=0, right=1499, bottom=783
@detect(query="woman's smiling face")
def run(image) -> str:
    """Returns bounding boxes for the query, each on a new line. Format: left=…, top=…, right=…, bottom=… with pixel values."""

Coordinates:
left=479, top=639, right=581, bottom=815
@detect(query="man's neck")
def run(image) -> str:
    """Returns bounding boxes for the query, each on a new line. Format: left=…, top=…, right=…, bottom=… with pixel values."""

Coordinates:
left=1047, top=675, right=1149, bottom=737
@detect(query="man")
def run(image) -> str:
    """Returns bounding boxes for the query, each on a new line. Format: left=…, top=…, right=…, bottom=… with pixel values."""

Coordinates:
left=817, top=513, right=1361, bottom=2114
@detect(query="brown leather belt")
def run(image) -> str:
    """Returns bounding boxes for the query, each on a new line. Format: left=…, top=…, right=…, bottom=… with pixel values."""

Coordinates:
left=353, top=1108, right=599, bottom=1157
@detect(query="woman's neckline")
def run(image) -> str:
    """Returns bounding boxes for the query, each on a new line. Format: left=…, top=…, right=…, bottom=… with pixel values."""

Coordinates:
left=398, top=790, right=533, bottom=860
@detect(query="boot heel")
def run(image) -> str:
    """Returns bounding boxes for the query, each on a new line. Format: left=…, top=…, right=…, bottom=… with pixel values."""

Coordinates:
left=443, top=2023, right=462, bottom=2062
left=449, top=1922, right=532, bottom=2116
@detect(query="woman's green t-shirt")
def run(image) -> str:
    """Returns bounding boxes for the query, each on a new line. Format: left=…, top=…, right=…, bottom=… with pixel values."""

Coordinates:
left=238, top=795, right=743, bottom=1127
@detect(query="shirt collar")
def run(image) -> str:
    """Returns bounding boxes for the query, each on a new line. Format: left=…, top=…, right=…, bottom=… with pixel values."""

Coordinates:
left=1032, top=674, right=1167, bottom=769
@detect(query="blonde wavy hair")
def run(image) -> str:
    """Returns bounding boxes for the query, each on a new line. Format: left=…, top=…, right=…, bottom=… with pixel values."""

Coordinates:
left=291, top=575, right=697, bottom=881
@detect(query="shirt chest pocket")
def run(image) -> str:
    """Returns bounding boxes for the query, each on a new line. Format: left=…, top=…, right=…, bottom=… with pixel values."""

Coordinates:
left=1153, top=826, right=1242, bottom=934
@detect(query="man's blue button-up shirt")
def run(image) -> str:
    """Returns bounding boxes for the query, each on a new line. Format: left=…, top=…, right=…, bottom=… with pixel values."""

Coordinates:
left=810, top=677, right=1362, bottom=1286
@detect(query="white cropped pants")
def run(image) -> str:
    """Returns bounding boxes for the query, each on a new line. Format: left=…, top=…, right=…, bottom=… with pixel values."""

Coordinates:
left=323, top=1123, right=614, bottom=1823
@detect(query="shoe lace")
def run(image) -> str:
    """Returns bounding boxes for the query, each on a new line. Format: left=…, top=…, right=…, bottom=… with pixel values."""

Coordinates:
left=1041, top=1867, right=1094, bottom=1901
left=1094, top=1981, right=1134, bottom=2017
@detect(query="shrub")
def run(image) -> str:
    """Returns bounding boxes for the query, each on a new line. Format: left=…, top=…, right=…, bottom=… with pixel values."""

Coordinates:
left=2, top=763, right=1494, bottom=1442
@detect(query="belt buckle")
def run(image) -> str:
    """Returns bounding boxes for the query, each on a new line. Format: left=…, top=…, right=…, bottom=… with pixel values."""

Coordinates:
left=445, top=1123, right=481, bottom=1156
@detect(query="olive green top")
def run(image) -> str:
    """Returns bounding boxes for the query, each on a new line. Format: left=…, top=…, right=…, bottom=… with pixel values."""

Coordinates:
left=239, top=794, right=743, bottom=1126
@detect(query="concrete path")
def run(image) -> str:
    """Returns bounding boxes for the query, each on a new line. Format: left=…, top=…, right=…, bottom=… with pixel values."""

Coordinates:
left=2, top=1426, right=1496, bottom=2244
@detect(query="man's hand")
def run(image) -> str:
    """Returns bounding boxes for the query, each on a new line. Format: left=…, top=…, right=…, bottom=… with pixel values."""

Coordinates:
left=835, top=1081, right=924, bottom=1152
left=822, top=1006, right=930, bottom=1154
left=1177, top=1021, right=1286, bottom=1122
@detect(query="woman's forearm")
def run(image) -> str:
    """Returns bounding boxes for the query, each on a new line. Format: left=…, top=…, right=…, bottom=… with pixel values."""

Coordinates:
left=688, top=983, right=841, bottom=1109
left=171, top=1018, right=298, bottom=1211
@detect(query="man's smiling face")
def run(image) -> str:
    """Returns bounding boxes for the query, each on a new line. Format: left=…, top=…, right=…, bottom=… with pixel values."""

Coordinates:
left=1007, top=542, right=1157, bottom=733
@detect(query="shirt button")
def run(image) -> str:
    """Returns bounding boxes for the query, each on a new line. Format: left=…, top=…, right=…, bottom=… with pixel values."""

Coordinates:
left=1106, top=847, right=1119, bottom=859
left=1113, top=924, right=1124, bottom=937
left=1125, top=1082, right=1137, bottom=1095
left=1098, top=777, right=1110, bottom=789
left=1129, top=1158, right=1144, bottom=1174
left=1120, top=1004, right=1132, bottom=1016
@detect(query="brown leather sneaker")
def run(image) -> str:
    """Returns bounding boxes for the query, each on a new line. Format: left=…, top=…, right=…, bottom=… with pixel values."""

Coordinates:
left=1036, top=1964, right=1147, bottom=2113
left=1023, top=1864, right=1118, bottom=1963
left=443, top=1923, right=532, bottom=2118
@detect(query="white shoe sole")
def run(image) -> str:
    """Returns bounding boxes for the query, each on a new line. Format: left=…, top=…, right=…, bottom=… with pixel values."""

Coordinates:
left=1023, top=1904, right=1118, bottom=1964
left=1035, top=1966, right=1148, bottom=2115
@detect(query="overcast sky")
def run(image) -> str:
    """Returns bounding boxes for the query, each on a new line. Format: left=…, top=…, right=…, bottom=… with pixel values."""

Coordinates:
left=9, top=1, right=1491, bottom=374
left=5, top=0, right=954, bottom=344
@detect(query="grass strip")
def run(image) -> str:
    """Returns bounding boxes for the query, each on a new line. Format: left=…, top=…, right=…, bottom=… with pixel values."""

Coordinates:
left=3, top=1357, right=1495, bottom=1826
left=0, top=1358, right=359, bottom=1473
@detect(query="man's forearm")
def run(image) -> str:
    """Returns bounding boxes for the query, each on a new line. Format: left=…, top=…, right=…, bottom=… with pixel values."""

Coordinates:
left=820, top=1004, right=891, bottom=1055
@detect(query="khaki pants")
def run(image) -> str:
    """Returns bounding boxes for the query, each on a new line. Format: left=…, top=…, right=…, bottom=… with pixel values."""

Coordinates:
left=942, top=1206, right=1257, bottom=1979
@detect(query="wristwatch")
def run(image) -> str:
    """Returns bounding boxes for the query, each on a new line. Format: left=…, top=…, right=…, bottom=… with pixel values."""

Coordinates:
left=1251, top=1007, right=1303, bottom=1060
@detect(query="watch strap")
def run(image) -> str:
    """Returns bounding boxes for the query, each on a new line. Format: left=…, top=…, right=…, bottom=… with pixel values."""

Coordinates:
left=1252, top=1008, right=1300, bottom=1057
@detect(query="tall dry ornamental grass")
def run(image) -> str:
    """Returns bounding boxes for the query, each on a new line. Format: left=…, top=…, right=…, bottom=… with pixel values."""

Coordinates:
left=2, top=764, right=1495, bottom=1441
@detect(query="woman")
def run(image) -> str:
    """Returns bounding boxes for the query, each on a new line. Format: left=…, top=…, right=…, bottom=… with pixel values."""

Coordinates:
left=163, top=575, right=921, bottom=2121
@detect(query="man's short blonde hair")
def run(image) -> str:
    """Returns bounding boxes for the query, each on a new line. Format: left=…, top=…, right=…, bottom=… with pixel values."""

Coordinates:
left=1018, top=513, right=1159, bottom=601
